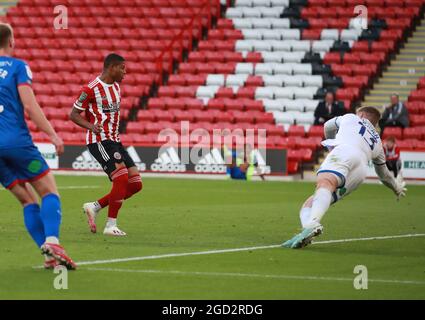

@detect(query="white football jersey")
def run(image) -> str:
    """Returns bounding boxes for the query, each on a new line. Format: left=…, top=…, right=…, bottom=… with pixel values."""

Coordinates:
left=322, top=114, right=386, bottom=165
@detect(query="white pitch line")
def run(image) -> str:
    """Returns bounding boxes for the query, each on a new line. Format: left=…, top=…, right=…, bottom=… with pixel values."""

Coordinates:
left=84, top=268, right=425, bottom=286
left=58, top=186, right=100, bottom=190
left=72, top=233, right=425, bottom=267
left=313, top=233, right=425, bottom=245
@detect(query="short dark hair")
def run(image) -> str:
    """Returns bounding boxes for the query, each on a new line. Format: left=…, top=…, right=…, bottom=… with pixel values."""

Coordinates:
left=0, top=23, right=13, bottom=49
left=103, top=53, right=125, bottom=69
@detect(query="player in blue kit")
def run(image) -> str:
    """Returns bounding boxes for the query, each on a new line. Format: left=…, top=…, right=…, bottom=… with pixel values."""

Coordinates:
left=0, top=23, right=76, bottom=269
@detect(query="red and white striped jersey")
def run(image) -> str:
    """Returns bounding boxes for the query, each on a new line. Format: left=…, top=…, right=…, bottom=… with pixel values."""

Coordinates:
left=73, top=77, right=121, bottom=145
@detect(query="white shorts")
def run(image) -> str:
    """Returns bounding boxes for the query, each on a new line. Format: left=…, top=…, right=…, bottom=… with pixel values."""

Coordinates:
left=317, top=144, right=367, bottom=203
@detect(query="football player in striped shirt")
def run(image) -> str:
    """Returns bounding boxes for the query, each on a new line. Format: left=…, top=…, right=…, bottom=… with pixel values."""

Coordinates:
left=70, top=54, right=143, bottom=236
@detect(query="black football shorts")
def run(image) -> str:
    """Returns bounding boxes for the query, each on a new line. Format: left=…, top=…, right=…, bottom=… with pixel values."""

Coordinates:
left=87, top=140, right=135, bottom=178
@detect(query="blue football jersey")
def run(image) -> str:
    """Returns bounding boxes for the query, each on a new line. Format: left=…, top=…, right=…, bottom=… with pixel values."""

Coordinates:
left=0, top=56, right=34, bottom=149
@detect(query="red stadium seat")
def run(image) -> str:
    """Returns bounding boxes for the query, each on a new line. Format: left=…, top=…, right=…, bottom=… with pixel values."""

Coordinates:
left=332, top=64, right=353, bottom=76
left=185, top=75, right=206, bottom=86
left=405, top=101, right=425, bottom=115
left=243, top=99, right=265, bottom=112
left=403, top=127, right=423, bottom=140
left=288, top=125, right=306, bottom=137
left=224, top=99, right=245, bottom=112
left=343, top=53, right=361, bottom=64
left=173, top=110, right=195, bottom=122
left=236, top=87, right=256, bottom=99
left=208, top=99, right=225, bottom=111
left=302, top=29, right=322, bottom=40
left=245, top=52, right=263, bottom=63
left=185, top=98, right=204, bottom=111
left=409, top=90, right=425, bottom=102
left=324, top=53, right=342, bottom=65
left=216, top=87, right=235, bottom=99
left=137, top=110, right=156, bottom=122
left=287, top=161, right=299, bottom=174
left=352, top=41, right=370, bottom=53
left=308, top=126, right=324, bottom=138
left=410, top=115, right=425, bottom=126
left=158, top=86, right=176, bottom=98
left=193, top=111, right=214, bottom=123
left=217, top=19, right=234, bottom=30
left=382, top=127, right=403, bottom=139
left=223, top=52, right=243, bottom=63
left=168, top=75, right=187, bottom=86
left=342, top=76, right=368, bottom=89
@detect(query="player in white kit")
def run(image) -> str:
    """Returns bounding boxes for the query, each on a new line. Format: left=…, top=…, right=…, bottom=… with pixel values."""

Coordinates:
left=283, top=107, right=407, bottom=249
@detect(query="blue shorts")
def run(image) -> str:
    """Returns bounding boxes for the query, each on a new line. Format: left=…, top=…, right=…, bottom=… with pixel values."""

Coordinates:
left=230, top=167, right=247, bottom=180
left=0, top=145, right=50, bottom=189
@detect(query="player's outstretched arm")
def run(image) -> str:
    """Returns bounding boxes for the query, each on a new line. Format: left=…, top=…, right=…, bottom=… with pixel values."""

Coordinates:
left=18, top=85, right=64, bottom=155
left=69, top=107, right=102, bottom=134
left=323, top=117, right=340, bottom=139
left=374, top=163, right=407, bottom=200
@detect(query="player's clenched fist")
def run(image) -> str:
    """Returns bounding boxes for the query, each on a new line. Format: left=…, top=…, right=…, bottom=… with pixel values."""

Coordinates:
left=51, top=134, right=64, bottom=156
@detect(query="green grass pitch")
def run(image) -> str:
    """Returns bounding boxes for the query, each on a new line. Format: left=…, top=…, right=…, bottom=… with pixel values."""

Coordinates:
left=0, top=175, right=424, bottom=299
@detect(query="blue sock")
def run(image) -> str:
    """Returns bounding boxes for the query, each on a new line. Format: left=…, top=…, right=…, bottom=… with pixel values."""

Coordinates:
left=23, top=204, right=45, bottom=248
left=40, top=193, right=62, bottom=239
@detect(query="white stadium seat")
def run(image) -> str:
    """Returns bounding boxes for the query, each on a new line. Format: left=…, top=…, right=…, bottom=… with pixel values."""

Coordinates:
left=300, top=99, right=320, bottom=112
left=253, top=0, right=270, bottom=6
left=263, top=99, right=284, bottom=112
left=255, top=63, right=274, bottom=75
left=282, top=52, right=304, bottom=63
left=273, top=111, right=295, bottom=125
left=235, top=63, right=254, bottom=74
left=233, top=18, right=253, bottom=29
left=262, top=75, right=284, bottom=86
left=270, top=18, right=290, bottom=29
left=295, top=112, right=315, bottom=125
left=253, top=40, right=273, bottom=51
left=226, top=74, right=248, bottom=87
left=283, top=75, right=303, bottom=87
left=302, top=75, right=323, bottom=88
left=290, top=40, right=311, bottom=52
left=283, top=100, right=303, bottom=112
left=206, top=75, right=225, bottom=86
left=235, top=40, right=254, bottom=51
left=262, top=52, right=284, bottom=63
left=226, top=8, right=243, bottom=18
left=273, top=63, right=293, bottom=75
left=251, top=18, right=272, bottom=29
left=242, top=7, right=262, bottom=17
left=349, top=17, right=367, bottom=31
left=340, top=29, right=360, bottom=41
left=242, top=29, right=263, bottom=40
left=312, top=40, right=334, bottom=53
left=262, top=29, right=282, bottom=40
left=196, top=86, right=219, bottom=99
left=293, top=64, right=312, bottom=75
left=256, top=87, right=275, bottom=99
left=293, top=87, right=317, bottom=99
left=271, top=0, right=289, bottom=6
left=321, top=29, right=339, bottom=41
left=274, top=87, right=294, bottom=99
left=260, top=7, right=284, bottom=17
left=235, top=0, right=253, bottom=6
left=281, top=29, right=301, bottom=40
left=271, top=40, right=292, bottom=52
